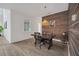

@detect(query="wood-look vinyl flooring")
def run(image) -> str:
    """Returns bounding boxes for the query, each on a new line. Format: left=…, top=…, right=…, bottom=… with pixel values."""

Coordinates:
left=0, top=37, right=68, bottom=56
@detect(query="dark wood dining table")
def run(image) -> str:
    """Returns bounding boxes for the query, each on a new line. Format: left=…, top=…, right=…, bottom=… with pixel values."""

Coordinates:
left=31, top=33, right=53, bottom=49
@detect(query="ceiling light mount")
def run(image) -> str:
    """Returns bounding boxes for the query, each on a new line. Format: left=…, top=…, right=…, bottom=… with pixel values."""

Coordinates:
left=44, top=5, right=47, bottom=8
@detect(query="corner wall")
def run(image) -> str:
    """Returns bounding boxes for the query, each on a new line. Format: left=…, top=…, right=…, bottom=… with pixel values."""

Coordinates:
left=3, top=9, right=11, bottom=43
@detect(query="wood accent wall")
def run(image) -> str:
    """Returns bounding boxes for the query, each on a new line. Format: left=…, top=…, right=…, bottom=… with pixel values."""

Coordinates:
left=42, top=3, right=79, bottom=56
left=42, top=11, right=68, bottom=38
left=68, top=3, right=79, bottom=56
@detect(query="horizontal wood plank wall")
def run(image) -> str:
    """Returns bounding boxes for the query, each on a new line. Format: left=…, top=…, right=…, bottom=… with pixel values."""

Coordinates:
left=42, top=11, right=68, bottom=38
left=68, top=3, right=79, bottom=56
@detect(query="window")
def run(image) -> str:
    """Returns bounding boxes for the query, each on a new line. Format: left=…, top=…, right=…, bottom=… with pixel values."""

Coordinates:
left=24, top=21, right=31, bottom=32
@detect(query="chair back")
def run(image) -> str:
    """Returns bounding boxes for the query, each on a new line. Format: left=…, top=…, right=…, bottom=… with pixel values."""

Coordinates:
left=34, top=32, right=41, bottom=40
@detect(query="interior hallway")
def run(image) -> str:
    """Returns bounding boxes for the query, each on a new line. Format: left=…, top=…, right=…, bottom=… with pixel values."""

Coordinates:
left=0, top=37, right=68, bottom=56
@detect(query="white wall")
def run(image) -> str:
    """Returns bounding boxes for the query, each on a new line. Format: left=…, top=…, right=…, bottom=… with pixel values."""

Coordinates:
left=0, top=8, right=3, bottom=26
left=2, top=9, right=42, bottom=43
left=11, top=10, right=25, bottom=43
left=0, top=15, right=3, bottom=26
left=31, top=17, right=42, bottom=33
left=3, top=9, right=11, bottom=43
left=11, top=10, right=42, bottom=43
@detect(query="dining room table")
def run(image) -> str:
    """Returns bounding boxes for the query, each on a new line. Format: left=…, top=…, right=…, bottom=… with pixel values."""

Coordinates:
left=31, top=33, right=53, bottom=49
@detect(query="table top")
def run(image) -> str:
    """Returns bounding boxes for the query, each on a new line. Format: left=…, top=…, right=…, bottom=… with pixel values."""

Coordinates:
left=31, top=33, right=52, bottom=40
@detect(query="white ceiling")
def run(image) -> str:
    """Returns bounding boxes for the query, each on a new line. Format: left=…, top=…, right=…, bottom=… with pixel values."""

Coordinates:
left=0, top=3, right=68, bottom=18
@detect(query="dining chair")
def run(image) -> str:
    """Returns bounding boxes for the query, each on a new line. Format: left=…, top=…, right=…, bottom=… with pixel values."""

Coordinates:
left=34, top=32, right=43, bottom=48
left=42, top=33, right=54, bottom=49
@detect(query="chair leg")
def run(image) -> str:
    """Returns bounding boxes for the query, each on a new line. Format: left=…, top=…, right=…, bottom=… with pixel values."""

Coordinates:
left=48, top=44, right=52, bottom=49
left=39, top=42, right=43, bottom=49
left=39, top=44, right=41, bottom=49
left=34, top=42, right=36, bottom=47
left=48, top=40, right=53, bottom=50
left=34, top=39, right=37, bottom=47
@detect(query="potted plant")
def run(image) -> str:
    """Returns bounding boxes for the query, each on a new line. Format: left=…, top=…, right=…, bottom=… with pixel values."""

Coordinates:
left=0, top=26, right=3, bottom=36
